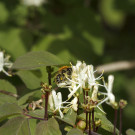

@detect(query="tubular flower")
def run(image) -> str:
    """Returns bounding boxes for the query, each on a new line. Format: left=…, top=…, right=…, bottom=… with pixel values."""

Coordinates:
left=67, top=61, right=88, bottom=99
left=66, top=97, right=78, bottom=111
left=49, top=90, right=64, bottom=118
left=87, top=65, right=103, bottom=89
left=0, top=52, right=12, bottom=76
left=48, top=90, right=78, bottom=118
left=71, top=97, right=78, bottom=111
left=91, top=85, right=98, bottom=102
left=97, top=75, right=116, bottom=107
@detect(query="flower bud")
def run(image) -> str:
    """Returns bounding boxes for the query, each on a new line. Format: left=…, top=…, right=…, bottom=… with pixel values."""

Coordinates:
left=77, top=120, right=86, bottom=130
left=112, top=102, right=119, bottom=109
left=41, top=83, right=52, bottom=93
left=95, top=119, right=101, bottom=127
left=64, top=126, right=72, bottom=132
left=119, top=99, right=127, bottom=109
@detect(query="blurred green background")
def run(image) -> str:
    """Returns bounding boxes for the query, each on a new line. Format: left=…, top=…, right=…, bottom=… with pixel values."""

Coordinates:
left=0, top=0, right=135, bottom=133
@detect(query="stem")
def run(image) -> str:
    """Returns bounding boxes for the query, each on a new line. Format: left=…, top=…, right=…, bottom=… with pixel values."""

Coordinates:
left=77, top=97, right=79, bottom=115
left=0, top=90, right=18, bottom=98
left=86, top=111, right=88, bottom=130
left=44, top=91, right=49, bottom=120
left=119, top=108, right=122, bottom=135
left=48, top=66, right=52, bottom=85
left=24, top=113, right=44, bottom=120
left=86, top=91, right=88, bottom=104
left=44, top=66, right=52, bottom=121
left=95, top=127, right=99, bottom=132
left=89, top=112, right=91, bottom=135
left=92, top=109, right=95, bottom=131
left=83, top=89, right=86, bottom=104
left=113, top=109, right=118, bottom=135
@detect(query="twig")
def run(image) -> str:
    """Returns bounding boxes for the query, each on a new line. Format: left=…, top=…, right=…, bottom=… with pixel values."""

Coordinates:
left=23, top=113, right=44, bottom=120
left=48, top=66, right=52, bottom=85
left=119, top=108, right=122, bottom=135
left=96, top=60, right=135, bottom=73
left=86, top=111, right=88, bottom=130
left=83, top=89, right=86, bottom=104
left=77, top=97, right=79, bottom=115
left=86, top=91, right=88, bottom=104
left=92, top=109, right=95, bottom=131
left=113, top=109, right=118, bottom=135
left=44, top=91, right=49, bottom=120
left=89, top=112, right=91, bottom=135
left=44, top=66, right=52, bottom=120
left=0, top=90, right=18, bottom=98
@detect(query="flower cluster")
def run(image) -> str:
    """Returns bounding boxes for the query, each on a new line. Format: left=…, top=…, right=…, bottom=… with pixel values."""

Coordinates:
left=67, top=61, right=104, bottom=99
left=69, top=61, right=116, bottom=106
left=49, top=61, right=116, bottom=118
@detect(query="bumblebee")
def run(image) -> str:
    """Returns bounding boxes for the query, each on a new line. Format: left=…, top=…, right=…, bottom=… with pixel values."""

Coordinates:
left=54, top=66, right=72, bottom=86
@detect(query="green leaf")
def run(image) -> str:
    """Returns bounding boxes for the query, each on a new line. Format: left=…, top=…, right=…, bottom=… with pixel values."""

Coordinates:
left=12, top=51, right=65, bottom=70
left=56, top=109, right=77, bottom=126
left=12, top=5, right=28, bottom=26
left=0, top=2, right=9, bottom=23
left=0, top=79, right=17, bottom=94
left=31, top=31, right=75, bottom=63
left=29, top=119, right=37, bottom=135
left=18, top=91, right=38, bottom=106
left=99, top=0, right=125, bottom=28
left=0, top=103, right=22, bottom=121
left=34, top=67, right=48, bottom=82
left=126, top=129, right=135, bottom=135
left=98, top=128, right=113, bottom=135
left=0, top=28, right=27, bottom=59
left=16, top=71, right=41, bottom=89
left=66, top=128, right=83, bottom=135
left=82, top=31, right=104, bottom=56
left=0, top=94, right=17, bottom=106
left=35, top=118, right=61, bottom=135
left=29, top=109, right=44, bottom=118
left=95, top=112, right=119, bottom=135
left=0, top=116, right=31, bottom=135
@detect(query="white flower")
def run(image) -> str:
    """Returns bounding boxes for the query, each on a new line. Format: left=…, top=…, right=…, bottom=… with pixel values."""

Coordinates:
left=22, top=0, right=46, bottom=6
left=0, top=52, right=12, bottom=76
left=49, top=90, right=64, bottom=118
left=97, top=75, right=115, bottom=107
left=87, top=65, right=103, bottom=89
left=91, top=85, right=98, bottom=101
left=70, top=97, right=78, bottom=111
left=48, top=93, right=54, bottom=110
left=48, top=90, right=78, bottom=118
left=63, top=97, right=78, bottom=112
left=67, top=61, right=88, bottom=99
